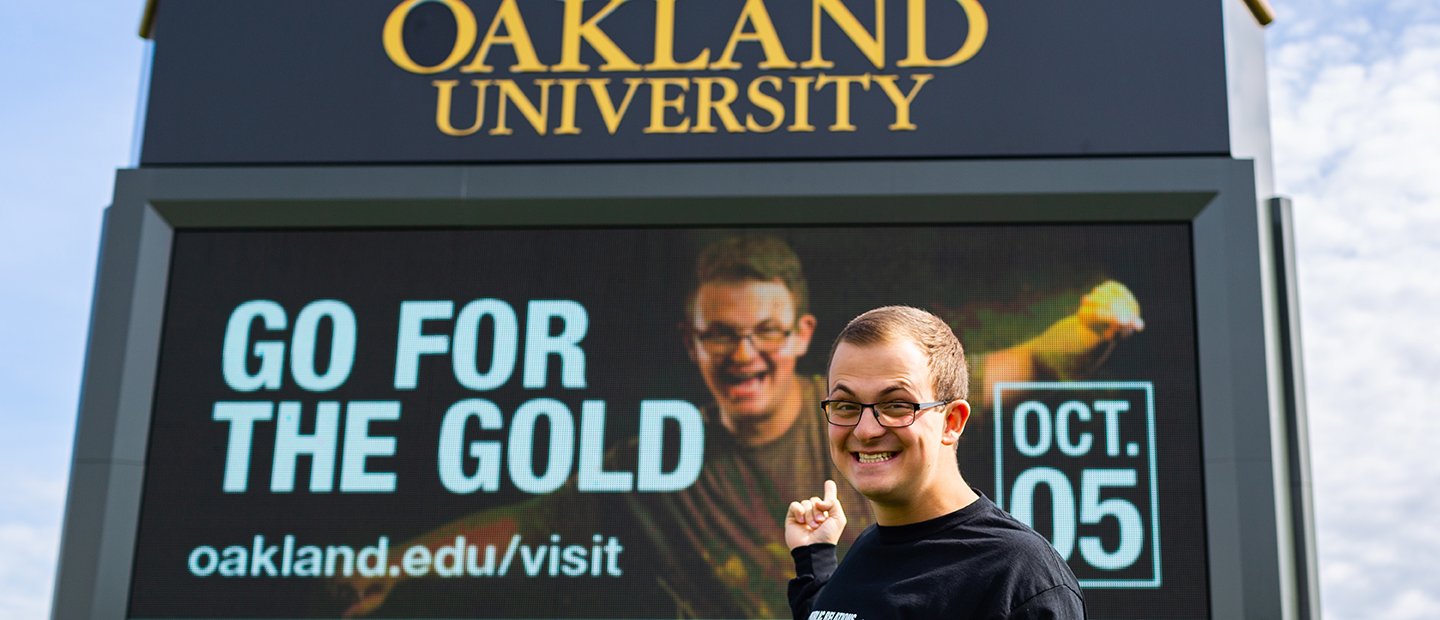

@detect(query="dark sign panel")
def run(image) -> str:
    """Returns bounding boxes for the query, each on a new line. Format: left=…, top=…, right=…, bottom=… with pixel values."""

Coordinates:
left=130, top=223, right=1207, bottom=618
left=140, top=0, right=1228, bottom=165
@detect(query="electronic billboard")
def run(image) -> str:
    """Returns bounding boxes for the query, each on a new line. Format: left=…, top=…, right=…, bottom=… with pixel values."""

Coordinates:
left=129, top=222, right=1204, bottom=618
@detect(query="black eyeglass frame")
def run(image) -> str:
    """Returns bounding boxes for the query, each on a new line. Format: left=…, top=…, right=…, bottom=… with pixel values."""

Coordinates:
left=690, top=324, right=796, bottom=354
left=819, top=399, right=953, bottom=428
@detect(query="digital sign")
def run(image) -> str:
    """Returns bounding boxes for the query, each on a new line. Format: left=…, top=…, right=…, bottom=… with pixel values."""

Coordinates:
left=128, top=223, right=1207, bottom=618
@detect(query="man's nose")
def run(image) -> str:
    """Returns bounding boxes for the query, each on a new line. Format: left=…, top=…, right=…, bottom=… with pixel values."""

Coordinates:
left=728, top=334, right=760, bottom=361
left=852, top=405, right=889, bottom=440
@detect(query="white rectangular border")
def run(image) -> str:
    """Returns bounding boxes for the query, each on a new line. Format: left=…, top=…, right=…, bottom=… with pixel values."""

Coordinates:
left=993, top=381, right=1162, bottom=589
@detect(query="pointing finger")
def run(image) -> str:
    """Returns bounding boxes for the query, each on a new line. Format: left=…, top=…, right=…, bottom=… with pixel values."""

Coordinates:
left=823, top=479, right=838, bottom=505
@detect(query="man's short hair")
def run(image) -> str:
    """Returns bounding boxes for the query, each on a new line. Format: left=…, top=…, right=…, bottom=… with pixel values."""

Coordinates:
left=832, top=306, right=969, bottom=401
left=687, top=235, right=810, bottom=319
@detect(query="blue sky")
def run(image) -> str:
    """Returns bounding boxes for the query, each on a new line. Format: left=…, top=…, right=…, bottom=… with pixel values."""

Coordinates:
left=0, top=2, right=144, bottom=616
left=1, top=1, right=1437, bottom=618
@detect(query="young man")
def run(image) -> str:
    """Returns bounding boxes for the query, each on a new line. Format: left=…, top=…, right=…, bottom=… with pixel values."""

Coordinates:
left=786, top=306, right=1086, bottom=619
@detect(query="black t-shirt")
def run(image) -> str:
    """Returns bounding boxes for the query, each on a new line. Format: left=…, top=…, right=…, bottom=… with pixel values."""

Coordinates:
left=789, top=495, right=1086, bottom=620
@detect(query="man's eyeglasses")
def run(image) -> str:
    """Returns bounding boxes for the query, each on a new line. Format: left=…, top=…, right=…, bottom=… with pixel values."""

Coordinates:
left=693, top=325, right=795, bottom=355
left=820, top=399, right=951, bottom=428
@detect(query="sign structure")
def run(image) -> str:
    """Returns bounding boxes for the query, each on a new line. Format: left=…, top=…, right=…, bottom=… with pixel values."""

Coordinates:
left=55, top=1, right=1313, bottom=620
left=140, top=0, right=1228, bottom=165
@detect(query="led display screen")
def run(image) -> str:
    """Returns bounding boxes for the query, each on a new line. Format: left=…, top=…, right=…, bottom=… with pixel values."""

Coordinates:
left=130, top=223, right=1208, bottom=619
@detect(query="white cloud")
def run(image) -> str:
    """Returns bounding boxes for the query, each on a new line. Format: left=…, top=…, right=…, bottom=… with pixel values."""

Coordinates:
left=1270, top=4, right=1440, bottom=620
left=0, top=523, right=59, bottom=620
left=1383, top=589, right=1440, bottom=620
left=0, top=476, right=66, bottom=620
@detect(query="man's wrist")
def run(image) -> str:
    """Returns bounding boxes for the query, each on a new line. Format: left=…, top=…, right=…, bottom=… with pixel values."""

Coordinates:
left=791, top=543, right=838, bottom=580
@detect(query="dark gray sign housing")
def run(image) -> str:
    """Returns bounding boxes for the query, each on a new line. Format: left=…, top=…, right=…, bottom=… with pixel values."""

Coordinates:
left=140, top=0, right=1229, bottom=165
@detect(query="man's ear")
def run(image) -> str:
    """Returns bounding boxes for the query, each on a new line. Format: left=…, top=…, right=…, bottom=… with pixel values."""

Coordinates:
left=791, top=313, right=818, bottom=356
left=940, top=399, right=971, bottom=446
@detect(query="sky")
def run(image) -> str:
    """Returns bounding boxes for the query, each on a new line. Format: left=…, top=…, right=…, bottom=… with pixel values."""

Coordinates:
left=1, top=1, right=1437, bottom=618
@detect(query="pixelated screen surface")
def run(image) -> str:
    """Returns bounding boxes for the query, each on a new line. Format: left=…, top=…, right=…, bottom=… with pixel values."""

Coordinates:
left=130, top=223, right=1207, bottom=619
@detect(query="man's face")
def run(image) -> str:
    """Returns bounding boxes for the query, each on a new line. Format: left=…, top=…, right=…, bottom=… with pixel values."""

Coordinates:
left=688, top=279, right=815, bottom=422
left=826, top=339, right=968, bottom=511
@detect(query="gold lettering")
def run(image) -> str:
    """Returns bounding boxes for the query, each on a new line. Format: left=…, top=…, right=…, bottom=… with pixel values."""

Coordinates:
left=461, top=0, right=547, bottom=73
left=587, top=78, right=645, bottom=134
left=555, top=0, right=642, bottom=72
left=712, top=0, right=797, bottom=70
left=693, top=77, right=745, bottom=134
left=872, top=74, right=932, bottom=130
left=803, top=0, right=884, bottom=70
left=555, top=79, right=585, bottom=135
left=815, top=74, right=871, bottom=131
left=432, top=79, right=491, bottom=136
left=745, top=75, right=786, bottom=133
left=788, top=75, right=817, bottom=132
left=644, top=78, right=691, bottom=134
left=898, top=0, right=988, bottom=68
left=384, top=0, right=479, bottom=74
left=647, top=0, right=711, bottom=70
left=491, top=79, right=554, bottom=136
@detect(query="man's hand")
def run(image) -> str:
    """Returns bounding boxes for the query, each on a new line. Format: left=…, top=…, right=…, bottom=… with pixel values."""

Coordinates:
left=786, top=479, right=848, bottom=550
left=1077, top=280, right=1144, bottom=340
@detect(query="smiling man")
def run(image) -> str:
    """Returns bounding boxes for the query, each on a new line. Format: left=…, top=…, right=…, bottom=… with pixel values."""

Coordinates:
left=785, top=306, right=1087, bottom=620
left=686, top=249, right=817, bottom=447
